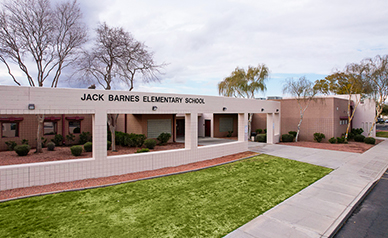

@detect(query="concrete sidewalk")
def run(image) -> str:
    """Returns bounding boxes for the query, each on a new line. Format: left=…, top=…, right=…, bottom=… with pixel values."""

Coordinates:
left=226, top=140, right=388, bottom=238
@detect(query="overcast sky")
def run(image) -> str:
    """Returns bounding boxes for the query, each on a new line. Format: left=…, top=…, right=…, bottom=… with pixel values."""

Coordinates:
left=1, top=0, right=388, bottom=97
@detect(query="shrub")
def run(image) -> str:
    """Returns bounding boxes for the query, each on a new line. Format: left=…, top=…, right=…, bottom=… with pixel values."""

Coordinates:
left=14, top=144, right=31, bottom=156
left=107, top=141, right=112, bottom=150
left=288, top=131, right=297, bottom=138
left=157, top=132, right=172, bottom=145
left=79, top=132, right=92, bottom=145
left=313, top=133, right=325, bottom=143
left=136, top=148, right=150, bottom=153
left=264, top=129, right=267, bottom=133
left=66, top=133, right=75, bottom=145
left=354, top=134, right=366, bottom=142
left=115, top=131, right=126, bottom=146
left=336, top=137, right=345, bottom=143
left=282, top=134, right=294, bottom=142
left=73, top=127, right=81, bottom=134
left=5, top=141, right=17, bottom=151
left=41, top=137, right=47, bottom=148
left=47, top=142, right=56, bottom=151
left=329, top=137, right=336, bottom=144
left=144, top=139, right=157, bottom=149
left=84, top=142, right=92, bottom=152
left=226, top=130, right=233, bottom=137
left=256, top=134, right=266, bottom=142
left=364, top=137, right=376, bottom=145
left=21, top=139, right=29, bottom=145
left=52, top=134, right=63, bottom=146
left=70, top=145, right=83, bottom=156
left=256, top=129, right=262, bottom=134
left=129, top=134, right=146, bottom=147
left=352, top=128, right=364, bottom=135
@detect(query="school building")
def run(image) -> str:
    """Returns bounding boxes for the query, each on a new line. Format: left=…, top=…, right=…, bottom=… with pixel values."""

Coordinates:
left=0, top=85, right=281, bottom=191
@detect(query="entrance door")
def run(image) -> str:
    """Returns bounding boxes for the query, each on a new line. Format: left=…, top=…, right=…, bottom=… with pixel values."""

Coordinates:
left=176, top=119, right=185, bottom=137
left=205, top=120, right=211, bottom=137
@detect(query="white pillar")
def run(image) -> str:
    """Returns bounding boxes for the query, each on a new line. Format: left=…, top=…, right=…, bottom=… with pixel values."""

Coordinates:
left=266, top=113, right=274, bottom=144
left=185, top=112, right=198, bottom=150
left=274, top=112, right=280, bottom=143
left=238, top=113, right=248, bottom=142
left=93, top=109, right=107, bottom=160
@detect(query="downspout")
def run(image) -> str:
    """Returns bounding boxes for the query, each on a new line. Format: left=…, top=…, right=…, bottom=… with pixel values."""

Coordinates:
left=173, top=114, right=176, bottom=142
left=62, top=114, right=65, bottom=144
left=125, top=114, right=127, bottom=134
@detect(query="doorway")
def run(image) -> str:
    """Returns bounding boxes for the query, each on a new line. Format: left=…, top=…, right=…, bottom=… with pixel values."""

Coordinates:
left=176, top=119, right=185, bottom=137
left=205, top=120, right=211, bottom=137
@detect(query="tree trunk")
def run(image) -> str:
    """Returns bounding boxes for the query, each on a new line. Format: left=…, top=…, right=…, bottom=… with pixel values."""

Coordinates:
left=35, top=114, right=44, bottom=153
left=345, top=95, right=360, bottom=141
left=295, top=116, right=303, bottom=142
left=107, top=114, right=119, bottom=152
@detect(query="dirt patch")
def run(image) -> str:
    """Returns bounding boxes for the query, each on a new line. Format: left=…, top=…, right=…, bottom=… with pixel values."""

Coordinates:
left=0, top=151, right=257, bottom=201
left=0, top=143, right=185, bottom=166
left=280, top=140, right=383, bottom=153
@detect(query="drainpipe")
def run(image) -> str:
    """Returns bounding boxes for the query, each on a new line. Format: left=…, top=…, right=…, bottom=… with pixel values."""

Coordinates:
left=62, top=114, right=65, bottom=144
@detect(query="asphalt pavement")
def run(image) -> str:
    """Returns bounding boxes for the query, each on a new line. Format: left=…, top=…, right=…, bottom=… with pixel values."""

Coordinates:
left=333, top=168, right=388, bottom=238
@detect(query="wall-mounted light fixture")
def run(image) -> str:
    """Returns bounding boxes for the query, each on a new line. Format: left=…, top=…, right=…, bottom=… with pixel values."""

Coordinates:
left=152, top=106, right=158, bottom=111
left=223, top=107, right=227, bottom=111
left=28, top=104, right=35, bottom=110
left=276, top=109, right=279, bottom=112
left=261, top=108, right=264, bottom=112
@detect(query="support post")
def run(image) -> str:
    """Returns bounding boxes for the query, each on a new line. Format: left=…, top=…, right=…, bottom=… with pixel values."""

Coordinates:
left=185, top=112, right=198, bottom=150
left=266, top=113, right=274, bottom=144
left=92, top=109, right=107, bottom=160
left=238, top=113, right=248, bottom=142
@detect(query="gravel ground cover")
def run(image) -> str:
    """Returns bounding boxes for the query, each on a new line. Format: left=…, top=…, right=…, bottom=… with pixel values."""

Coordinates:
left=280, top=140, right=382, bottom=153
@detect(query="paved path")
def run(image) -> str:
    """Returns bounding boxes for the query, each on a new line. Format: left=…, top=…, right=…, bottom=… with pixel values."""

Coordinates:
left=226, top=139, right=388, bottom=238
left=334, top=168, right=388, bottom=238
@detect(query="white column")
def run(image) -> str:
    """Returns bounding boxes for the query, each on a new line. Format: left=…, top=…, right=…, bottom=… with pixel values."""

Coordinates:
left=238, top=113, right=248, bottom=142
left=274, top=113, right=280, bottom=143
left=266, top=113, right=274, bottom=144
left=92, top=109, right=107, bottom=160
left=185, top=112, right=198, bottom=150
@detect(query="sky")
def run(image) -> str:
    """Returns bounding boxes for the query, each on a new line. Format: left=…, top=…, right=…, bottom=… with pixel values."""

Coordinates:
left=1, top=0, right=388, bottom=98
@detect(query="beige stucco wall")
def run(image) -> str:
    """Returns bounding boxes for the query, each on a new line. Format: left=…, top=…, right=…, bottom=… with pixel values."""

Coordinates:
left=0, top=85, right=280, bottom=191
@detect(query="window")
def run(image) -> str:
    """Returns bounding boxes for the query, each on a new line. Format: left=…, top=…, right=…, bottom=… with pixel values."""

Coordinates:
left=69, top=121, right=81, bottom=134
left=219, top=117, right=233, bottom=132
left=2, top=122, right=19, bottom=138
left=44, top=122, right=57, bottom=135
left=147, top=119, right=171, bottom=138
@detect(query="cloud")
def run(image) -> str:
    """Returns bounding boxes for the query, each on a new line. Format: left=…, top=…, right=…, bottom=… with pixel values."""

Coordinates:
left=1, top=0, right=388, bottom=97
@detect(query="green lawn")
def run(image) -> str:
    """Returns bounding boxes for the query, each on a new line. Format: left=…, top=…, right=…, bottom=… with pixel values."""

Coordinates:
left=0, top=155, right=332, bottom=238
left=376, top=131, right=388, bottom=138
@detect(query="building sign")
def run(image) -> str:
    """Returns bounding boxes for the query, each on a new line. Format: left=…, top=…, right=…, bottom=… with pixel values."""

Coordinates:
left=80, top=93, right=205, bottom=104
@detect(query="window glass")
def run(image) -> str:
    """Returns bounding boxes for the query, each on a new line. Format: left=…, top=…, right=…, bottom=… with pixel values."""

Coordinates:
left=44, top=122, right=57, bottom=135
left=219, top=117, right=233, bottom=132
left=2, top=122, right=19, bottom=138
left=69, top=121, right=81, bottom=134
left=147, top=119, right=171, bottom=138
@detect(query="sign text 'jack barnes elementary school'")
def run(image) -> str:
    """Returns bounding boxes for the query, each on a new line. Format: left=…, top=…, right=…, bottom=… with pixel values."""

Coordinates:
left=81, top=93, right=205, bottom=104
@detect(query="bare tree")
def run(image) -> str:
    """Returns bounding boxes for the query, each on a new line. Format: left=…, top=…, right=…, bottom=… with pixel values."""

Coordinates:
left=364, top=55, right=388, bottom=136
left=218, top=64, right=269, bottom=138
left=314, top=63, right=372, bottom=141
left=81, top=22, right=165, bottom=151
left=0, top=0, right=87, bottom=152
left=283, top=76, right=317, bottom=142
